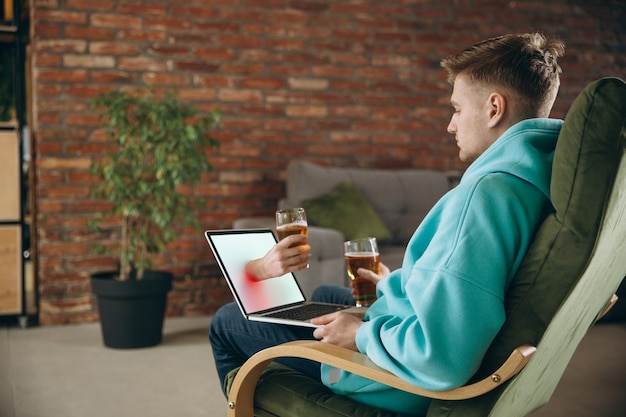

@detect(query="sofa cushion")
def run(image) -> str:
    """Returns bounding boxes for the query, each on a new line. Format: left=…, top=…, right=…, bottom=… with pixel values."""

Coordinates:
left=285, top=161, right=450, bottom=244
left=301, top=181, right=392, bottom=242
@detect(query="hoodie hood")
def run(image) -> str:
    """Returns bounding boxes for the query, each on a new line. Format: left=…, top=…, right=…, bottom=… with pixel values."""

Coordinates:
left=462, top=118, right=563, bottom=200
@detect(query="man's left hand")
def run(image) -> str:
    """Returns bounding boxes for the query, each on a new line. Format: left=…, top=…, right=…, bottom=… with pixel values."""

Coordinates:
left=311, top=312, right=363, bottom=351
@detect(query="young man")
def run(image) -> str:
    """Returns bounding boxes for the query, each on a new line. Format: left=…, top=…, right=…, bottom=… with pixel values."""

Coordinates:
left=210, top=32, right=565, bottom=415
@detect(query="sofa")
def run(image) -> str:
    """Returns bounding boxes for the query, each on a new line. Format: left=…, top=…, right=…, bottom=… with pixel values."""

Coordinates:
left=233, top=160, right=455, bottom=298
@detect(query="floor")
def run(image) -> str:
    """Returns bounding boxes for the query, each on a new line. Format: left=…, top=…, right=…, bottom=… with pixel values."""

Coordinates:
left=1, top=315, right=625, bottom=417
left=0, top=316, right=228, bottom=417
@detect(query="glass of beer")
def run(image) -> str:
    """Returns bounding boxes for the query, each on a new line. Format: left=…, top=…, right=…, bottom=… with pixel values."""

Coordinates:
left=275, top=207, right=308, bottom=247
left=344, top=237, right=380, bottom=307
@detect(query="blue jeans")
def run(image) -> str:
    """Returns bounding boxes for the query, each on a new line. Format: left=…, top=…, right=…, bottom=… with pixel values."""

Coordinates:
left=209, top=285, right=355, bottom=390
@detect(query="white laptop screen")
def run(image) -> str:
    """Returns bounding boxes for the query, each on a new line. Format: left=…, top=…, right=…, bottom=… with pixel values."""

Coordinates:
left=206, top=230, right=306, bottom=314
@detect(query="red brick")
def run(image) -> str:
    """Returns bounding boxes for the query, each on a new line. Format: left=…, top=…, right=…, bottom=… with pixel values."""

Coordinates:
left=39, top=242, right=90, bottom=257
left=221, top=63, right=264, bottom=75
left=38, top=185, right=91, bottom=199
left=356, top=67, right=398, bottom=79
left=148, top=45, right=189, bottom=56
left=66, top=26, right=115, bottom=40
left=242, top=23, right=286, bottom=36
left=264, top=118, right=307, bottom=131
left=240, top=49, right=282, bottom=63
left=310, top=119, right=351, bottom=131
left=268, top=65, right=311, bottom=77
left=196, top=48, right=237, bottom=61
left=145, top=75, right=194, bottom=88
left=66, top=0, right=114, bottom=11
left=33, top=23, right=60, bottom=37
left=285, top=105, right=327, bottom=118
left=120, top=57, right=169, bottom=73
left=91, top=70, right=133, bottom=83
left=331, top=3, right=370, bottom=14
left=175, top=61, right=219, bottom=73
left=37, top=200, right=64, bottom=214
left=36, top=10, right=88, bottom=24
left=372, top=107, right=409, bottom=118
left=34, top=53, right=62, bottom=67
left=219, top=89, right=263, bottom=102
left=118, top=29, right=168, bottom=42
left=354, top=120, right=396, bottom=131
left=329, top=132, right=370, bottom=143
left=35, top=39, right=87, bottom=54
left=91, top=13, right=142, bottom=28
left=172, top=5, right=219, bottom=18
left=194, top=75, right=232, bottom=87
left=89, top=42, right=140, bottom=55
left=145, top=16, right=193, bottom=31
left=289, top=27, right=331, bottom=39
left=65, top=85, right=112, bottom=97
left=219, top=117, right=264, bottom=131
left=240, top=78, right=284, bottom=89
left=38, top=156, right=92, bottom=170
left=37, top=69, right=89, bottom=82
left=65, top=113, right=101, bottom=126
left=330, top=105, right=369, bottom=118
left=219, top=35, right=263, bottom=49
left=178, top=88, right=218, bottom=102
left=239, top=104, right=283, bottom=116
left=63, top=54, right=116, bottom=68
left=242, top=0, right=285, bottom=8
left=119, top=2, right=167, bottom=15
left=266, top=39, right=306, bottom=51
left=36, top=113, right=61, bottom=125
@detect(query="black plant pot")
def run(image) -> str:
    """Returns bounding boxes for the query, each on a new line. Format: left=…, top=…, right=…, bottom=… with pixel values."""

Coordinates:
left=90, top=270, right=173, bottom=349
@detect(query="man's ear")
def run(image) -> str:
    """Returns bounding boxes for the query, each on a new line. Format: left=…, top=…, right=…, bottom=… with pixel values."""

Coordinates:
left=487, top=92, right=506, bottom=128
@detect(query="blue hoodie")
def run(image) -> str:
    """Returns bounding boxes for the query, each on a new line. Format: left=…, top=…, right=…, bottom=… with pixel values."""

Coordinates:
left=321, top=118, right=563, bottom=414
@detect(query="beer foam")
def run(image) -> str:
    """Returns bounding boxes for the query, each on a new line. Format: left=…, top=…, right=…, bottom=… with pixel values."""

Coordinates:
left=276, top=220, right=307, bottom=229
left=345, top=251, right=380, bottom=257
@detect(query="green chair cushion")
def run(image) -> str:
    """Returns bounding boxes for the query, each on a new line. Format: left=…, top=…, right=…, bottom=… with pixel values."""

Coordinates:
left=225, top=362, right=413, bottom=417
left=301, top=181, right=392, bottom=243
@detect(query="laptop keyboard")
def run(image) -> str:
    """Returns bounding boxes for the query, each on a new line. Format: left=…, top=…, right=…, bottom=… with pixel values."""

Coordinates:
left=264, top=303, right=348, bottom=321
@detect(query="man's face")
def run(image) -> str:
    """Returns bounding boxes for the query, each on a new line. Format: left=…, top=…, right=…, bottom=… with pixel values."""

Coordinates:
left=446, top=75, right=496, bottom=162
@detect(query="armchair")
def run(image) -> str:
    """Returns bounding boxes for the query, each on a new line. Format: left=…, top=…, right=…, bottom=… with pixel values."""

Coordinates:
left=225, top=77, right=626, bottom=417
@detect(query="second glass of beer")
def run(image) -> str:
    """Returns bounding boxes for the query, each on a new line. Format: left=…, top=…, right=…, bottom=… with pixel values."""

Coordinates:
left=275, top=207, right=308, bottom=246
left=344, top=237, right=380, bottom=307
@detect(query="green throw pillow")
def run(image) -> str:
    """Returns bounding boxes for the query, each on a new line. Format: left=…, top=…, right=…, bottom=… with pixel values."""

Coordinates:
left=301, top=181, right=392, bottom=242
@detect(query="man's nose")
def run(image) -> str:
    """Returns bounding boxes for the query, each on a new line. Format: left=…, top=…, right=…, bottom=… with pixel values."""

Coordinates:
left=447, top=120, right=455, bottom=134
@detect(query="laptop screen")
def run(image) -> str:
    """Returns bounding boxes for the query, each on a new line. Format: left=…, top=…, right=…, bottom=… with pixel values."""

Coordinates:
left=205, top=229, right=306, bottom=314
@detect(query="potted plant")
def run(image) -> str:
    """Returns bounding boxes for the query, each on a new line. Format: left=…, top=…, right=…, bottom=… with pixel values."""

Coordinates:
left=88, top=86, right=220, bottom=349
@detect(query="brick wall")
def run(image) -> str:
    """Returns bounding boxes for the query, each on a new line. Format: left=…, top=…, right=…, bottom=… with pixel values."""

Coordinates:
left=31, top=0, right=625, bottom=325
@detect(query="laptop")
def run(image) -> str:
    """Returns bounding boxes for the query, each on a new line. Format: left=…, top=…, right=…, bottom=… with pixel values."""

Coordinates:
left=205, top=228, right=360, bottom=328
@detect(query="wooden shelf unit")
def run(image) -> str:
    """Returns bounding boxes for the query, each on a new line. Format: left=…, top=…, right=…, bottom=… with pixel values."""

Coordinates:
left=1, top=0, right=35, bottom=327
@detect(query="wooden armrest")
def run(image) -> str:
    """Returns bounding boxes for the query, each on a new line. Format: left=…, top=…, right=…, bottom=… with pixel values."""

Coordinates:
left=595, top=294, right=619, bottom=322
left=227, top=340, right=536, bottom=417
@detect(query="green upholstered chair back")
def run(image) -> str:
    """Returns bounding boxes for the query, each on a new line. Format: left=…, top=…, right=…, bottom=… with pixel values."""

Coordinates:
left=428, top=77, right=626, bottom=416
